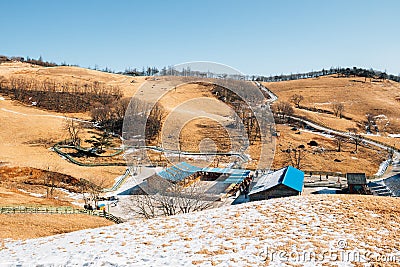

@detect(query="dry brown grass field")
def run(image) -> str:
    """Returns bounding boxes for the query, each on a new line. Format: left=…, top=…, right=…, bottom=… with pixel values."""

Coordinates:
left=146, top=80, right=266, bottom=169
left=272, top=124, right=387, bottom=176
left=158, top=82, right=236, bottom=152
left=0, top=62, right=398, bottom=247
left=0, top=214, right=113, bottom=240
left=264, top=75, right=400, bottom=135
left=0, top=64, right=392, bottom=180
left=0, top=165, right=86, bottom=206
left=0, top=96, right=126, bottom=188
left=0, top=62, right=145, bottom=98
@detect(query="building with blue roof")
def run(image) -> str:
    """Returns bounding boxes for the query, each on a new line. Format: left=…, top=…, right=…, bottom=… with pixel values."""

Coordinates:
left=156, top=162, right=250, bottom=185
left=157, top=162, right=202, bottom=182
left=249, top=166, right=304, bottom=201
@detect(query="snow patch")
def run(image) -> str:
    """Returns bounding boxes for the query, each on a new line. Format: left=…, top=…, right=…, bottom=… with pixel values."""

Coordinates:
left=0, top=195, right=379, bottom=266
left=375, top=159, right=391, bottom=177
left=18, top=189, right=44, bottom=198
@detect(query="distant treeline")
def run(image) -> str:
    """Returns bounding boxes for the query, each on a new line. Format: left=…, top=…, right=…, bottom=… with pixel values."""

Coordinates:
left=0, top=55, right=58, bottom=67
left=156, top=65, right=400, bottom=84
left=253, top=67, right=400, bottom=83
left=2, top=55, right=399, bottom=83
left=0, top=76, right=122, bottom=112
left=0, top=55, right=160, bottom=77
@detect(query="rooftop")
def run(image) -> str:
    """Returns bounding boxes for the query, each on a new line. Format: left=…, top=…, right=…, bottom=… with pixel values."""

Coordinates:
left=249, top=166, right=304, bottom=195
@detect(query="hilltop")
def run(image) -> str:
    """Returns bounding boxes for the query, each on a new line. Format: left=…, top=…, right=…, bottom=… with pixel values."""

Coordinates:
left=1, top=194, right=399, bottom=266
left=0, top=61, right=146, bottom=98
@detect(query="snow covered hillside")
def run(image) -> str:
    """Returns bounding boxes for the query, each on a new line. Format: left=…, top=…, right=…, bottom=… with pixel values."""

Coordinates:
left=1, top=195, right=399, bottom=266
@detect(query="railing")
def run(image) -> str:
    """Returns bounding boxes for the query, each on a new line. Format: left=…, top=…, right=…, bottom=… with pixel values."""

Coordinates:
left=52, top=143, right=126, bottom=167
left=0, top=206, right=125, bottom=224
left=103, top=168, right=131, bottom=192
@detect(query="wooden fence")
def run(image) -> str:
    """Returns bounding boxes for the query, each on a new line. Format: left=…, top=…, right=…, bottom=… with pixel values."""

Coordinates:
left=0, top=206, right=125, bottom=224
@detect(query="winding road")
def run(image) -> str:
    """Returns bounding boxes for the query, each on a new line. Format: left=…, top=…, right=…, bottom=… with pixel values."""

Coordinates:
left=255, top=81, right=400, bottom=178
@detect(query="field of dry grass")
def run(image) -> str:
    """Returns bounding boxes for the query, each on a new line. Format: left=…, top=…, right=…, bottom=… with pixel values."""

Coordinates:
left=0, top=62, right=146, bottom=98
left=145, top=80, right=268, bottom=169
left=0, top=186, right=74, bottom=207
left=0, top=165, right=86, bottom=206
left=0, top=214, right=113, bottom=240
left=0, top=96, right=126, bottom=188
left=0, top=64, right=396, bottom=210
left=273, top=124, right=387, bottom=176
left=157, top=82, right=235, bottom=153
left=264, top=75, right=400, bottom=134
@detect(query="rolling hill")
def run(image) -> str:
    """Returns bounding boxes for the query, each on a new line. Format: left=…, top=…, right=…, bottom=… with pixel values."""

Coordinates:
left=264, top=75, right=400, bottom=148
left=0, top=194, right=399, bottom=266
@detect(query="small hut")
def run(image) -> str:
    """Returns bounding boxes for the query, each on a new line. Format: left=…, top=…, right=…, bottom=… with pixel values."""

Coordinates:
left=346, top=173, right=367, bottom=194
left=249, top=166, right=304, bottom=201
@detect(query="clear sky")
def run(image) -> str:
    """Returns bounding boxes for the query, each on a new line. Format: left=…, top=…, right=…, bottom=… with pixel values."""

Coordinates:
left=1, top=0, right=399, bottom=76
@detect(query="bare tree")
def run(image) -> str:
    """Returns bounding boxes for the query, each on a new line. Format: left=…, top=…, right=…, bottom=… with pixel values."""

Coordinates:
left=274, top=101, right=294, bottom=121
left=284, top=144, right=306, bottom=169
left=347, top=127, right=363, bottom=152
left=145, top=103, right=165, bottom=144
left=43, top=164, right=61, bottom=198
left=332, top=102, right=345, bottom=118
left=64, top=118, right=82, bottom=146
left=365, top=113, right=376, bottom=133
left=87, top=178, right=106, bottom=208
left=90, top=104, right=112, bottom=124
left=0, top=75, right=122, bottom=113
left=127, top=176, right=214, bottom=219
left=114, top=98, right=130, bottom=121
left=129, top=194, right=159, bottom=219
left=334, top=135, right=346, bottom=152
left=291, top=144, right=306, bottom=169
left=290, top=94, right=304, bottom=108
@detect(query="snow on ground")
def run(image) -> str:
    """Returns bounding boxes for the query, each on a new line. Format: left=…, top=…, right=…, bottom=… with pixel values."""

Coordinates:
left=300, top=128, right=335, bottom=139
left=0, top=107, right=92, bottom=123
left=17, top=189, right=44, bottom=198
left=1, top=194, right=399, bottom=266
left=375, top=159, right=391, bottom=177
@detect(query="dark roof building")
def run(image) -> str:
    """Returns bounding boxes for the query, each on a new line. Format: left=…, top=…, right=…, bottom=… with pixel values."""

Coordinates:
left=346, top=173, right=367, bottom=185
left=346, top=173, right=368, bottom=194
left=249, top=166, right=304, bottom=201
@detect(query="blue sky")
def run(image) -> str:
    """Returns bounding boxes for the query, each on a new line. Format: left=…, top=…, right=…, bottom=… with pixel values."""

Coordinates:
left=1, top=0, right=399, bottom=76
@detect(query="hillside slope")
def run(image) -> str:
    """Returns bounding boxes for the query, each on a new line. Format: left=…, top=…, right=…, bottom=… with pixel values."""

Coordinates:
left=0, top=96, right=126, bottom=186
left=264, top=76, right=400, bottom=137
left=0, top=62, right=146, bottom=98
left=1, top=195, right=399, bottom=266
